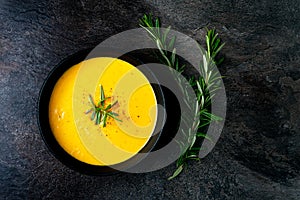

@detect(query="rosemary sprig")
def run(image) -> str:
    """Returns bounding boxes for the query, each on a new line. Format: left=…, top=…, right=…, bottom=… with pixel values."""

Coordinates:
left=206, top=28, right=225, bottom=65
left=139, top=14, right=225, bottom=180
left=139, top=14, right=184, bottom=72
left=85, top=85, right=122, bottom=127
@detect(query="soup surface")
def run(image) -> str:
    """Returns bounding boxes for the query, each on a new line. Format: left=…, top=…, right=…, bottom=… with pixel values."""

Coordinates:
left=49, top=57, right=157, bottom=165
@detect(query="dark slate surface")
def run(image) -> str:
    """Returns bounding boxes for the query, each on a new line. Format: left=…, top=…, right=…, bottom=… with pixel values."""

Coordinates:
left=1, top=0, right=300, bottom=199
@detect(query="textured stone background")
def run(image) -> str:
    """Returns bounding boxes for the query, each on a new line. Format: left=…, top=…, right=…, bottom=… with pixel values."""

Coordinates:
left=1, top=0, right=300, bottom=199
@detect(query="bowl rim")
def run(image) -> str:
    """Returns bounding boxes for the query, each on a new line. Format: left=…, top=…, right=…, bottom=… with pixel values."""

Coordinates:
left=37, top=48, right=166, bottom=175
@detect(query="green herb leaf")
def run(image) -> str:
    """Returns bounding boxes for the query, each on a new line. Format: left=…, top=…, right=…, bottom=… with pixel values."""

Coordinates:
left=163, top=26, right=171, bottom=43
left=196, top=132, right=213, bottom=143
left=88, top=95, right=95, bottom=107
left=85, top=108, right=93, bottom=114
left=168, top=36, right=176, bottom=50
left=102, top=114, right=107, bottom=127
left=91, top=111, right=95, bottom=121
left=168, top=165, right=183, bottom=180
left=111, top=100, right=119, bottom=108
left=109, top=112, right=119, bottom=116
left=100, top=85, right=105, bottom=106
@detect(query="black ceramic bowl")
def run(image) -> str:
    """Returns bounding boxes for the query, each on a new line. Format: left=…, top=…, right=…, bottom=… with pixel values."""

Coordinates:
left=38, top=49, right=174, bottom=175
